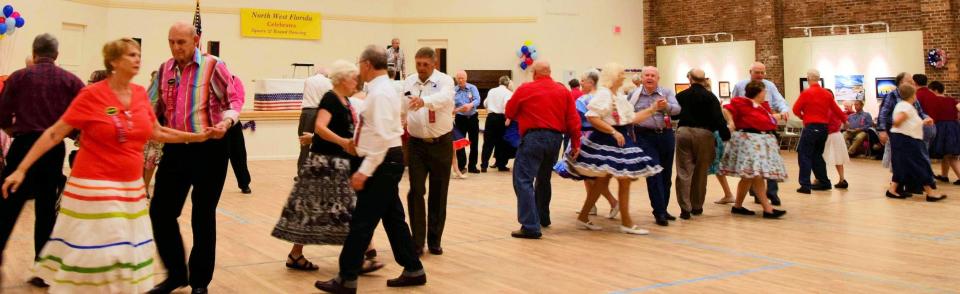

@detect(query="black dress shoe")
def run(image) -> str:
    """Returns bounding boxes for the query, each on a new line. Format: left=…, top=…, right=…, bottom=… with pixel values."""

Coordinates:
left=240, top=187, right=252, bottom=194
left=770, top=197, right=781, bottom=206
left=796, top=187, right=812, bottom=194
left=654, top=215, right=669, bottom=226
left=27, top=277, right=49, bottom=288
left=762, top=209, right=787, bottom=219
left=811, top=184, right=832, bottom=191
left=468, top=168, right=481, bottom=174
left=885, top=191, right=908, bottom=199
left=498, top=166, right=511, bottom=172
left=926, top=194, right=948, bottom=202
left=481, top=167, right=488, bottom=173
left=731, top=206, right=756, bottom=215
left=387, top=274, right=427, bottom=287
left=192, top=288, right=208, bottom=294
left=935, top=175, right=949, bottom=183
left=414, top=248, right=424, bottom=256
left=953, top=180, right=960, bottom=186
left=428, top=247, right=443, bottom=255
left=679, top=211, right=691, bottom=220
left=315, top=279, right=356, bottom=294
left=510, top=229, right=542, bottom=239
left=664, top=213, right=677, bottom=221
left=147, top=278, right=188, bottom=294
left=691, top=208, right=703, bottom=215
left=834, top=180, right=849, bottom=189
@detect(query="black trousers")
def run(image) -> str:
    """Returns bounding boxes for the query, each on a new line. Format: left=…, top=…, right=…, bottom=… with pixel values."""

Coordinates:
left=406, top=133, right=453, bottom=249
left=227, top=123, right=251, bottom=189
left=455, top=113, right=480, bottom=171
left=297, top=108, right=319, bottom=170
left=0, top=133, right=64, bottom=262
left=338, top=147, right=423, bottom=281
left=481, top=113, right=511, bottom=169
left=150, top=139, right=229, bottom=288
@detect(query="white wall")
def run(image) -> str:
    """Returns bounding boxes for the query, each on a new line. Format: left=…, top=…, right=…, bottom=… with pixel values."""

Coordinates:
left=782, top=31, right=925, bottom=116
left=656, top=41, right=756, bottom=95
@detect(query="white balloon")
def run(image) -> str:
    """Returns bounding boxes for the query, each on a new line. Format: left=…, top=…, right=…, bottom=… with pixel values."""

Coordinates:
left=4, top=18, right=14, bottom=35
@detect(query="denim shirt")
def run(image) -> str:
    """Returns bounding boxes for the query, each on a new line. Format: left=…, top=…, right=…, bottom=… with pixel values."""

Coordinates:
left=878, top=89, right=928, bottom=131
left=454, top=83, right=481, bottom=117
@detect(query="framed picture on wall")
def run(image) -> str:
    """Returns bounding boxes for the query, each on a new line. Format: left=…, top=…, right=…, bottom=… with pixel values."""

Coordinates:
left=835, top=75, right=865, bottom=101
left=876, top=77, right=897, bottom=99
left=799, top=78, right=825, bottom=92
left=718, top=81, right=731, bottom=98
left=675, top=83, right=690, bottom=93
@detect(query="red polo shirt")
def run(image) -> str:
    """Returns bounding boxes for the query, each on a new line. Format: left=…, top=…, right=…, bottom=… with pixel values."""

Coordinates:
left=793, top=84, right=846, bottom=125
left=506, top=76, right=582, bottom=149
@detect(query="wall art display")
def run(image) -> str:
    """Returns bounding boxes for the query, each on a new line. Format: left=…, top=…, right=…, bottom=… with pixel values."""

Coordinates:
left=876, top=77, right=897, bottom=99
left=674, top=83, right=690, bottom=93
left=799, top=78, right=825, bottom=92
left=718, top=81, right=731, bottom=98
left=834, top=74, right=865, bottom=101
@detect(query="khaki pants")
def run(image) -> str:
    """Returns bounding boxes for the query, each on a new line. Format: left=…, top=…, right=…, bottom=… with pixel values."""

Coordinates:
left=674, top=127, right=716, bottom=212
left=844, top=130, right=868, bottom=155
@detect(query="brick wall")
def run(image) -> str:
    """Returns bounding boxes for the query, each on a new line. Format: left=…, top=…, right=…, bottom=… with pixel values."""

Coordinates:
left=644, top=0, right=960, bottom=95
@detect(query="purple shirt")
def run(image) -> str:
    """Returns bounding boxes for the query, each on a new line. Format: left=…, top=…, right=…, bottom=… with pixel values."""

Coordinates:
left=0, top=58, right=85, bottom=136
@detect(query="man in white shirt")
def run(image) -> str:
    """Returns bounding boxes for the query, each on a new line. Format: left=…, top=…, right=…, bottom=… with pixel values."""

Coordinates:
left=387, top=38, right=405, bottom=80
left=481, top=76, right=513, bottom=172
left=403, top=47, right=456, bottom=256
left=315, top=45, right=426, bottom=294
left=297, top=68, right=332, bottom=170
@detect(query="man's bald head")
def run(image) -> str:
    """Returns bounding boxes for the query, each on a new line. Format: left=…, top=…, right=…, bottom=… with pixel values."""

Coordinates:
left=749, top=62, right=767, bottom=81
left=531, top=60, right=551, bottom=78
left=641, top=66, right=661, bottom=90
left=687, top=68, right=706, bottom=85
left=170, top=21, right=198, bottom=38
left=455, top=70, right=468, bottom=87
left=168, top=21, right=200, bottom=66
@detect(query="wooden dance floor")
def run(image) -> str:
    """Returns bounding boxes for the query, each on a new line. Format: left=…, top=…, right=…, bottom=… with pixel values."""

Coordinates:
left=2, top=152, right=959, bottom=293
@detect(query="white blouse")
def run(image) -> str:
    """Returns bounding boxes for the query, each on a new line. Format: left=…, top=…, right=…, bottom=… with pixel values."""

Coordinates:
left=585, top=87, right=635, bottom=126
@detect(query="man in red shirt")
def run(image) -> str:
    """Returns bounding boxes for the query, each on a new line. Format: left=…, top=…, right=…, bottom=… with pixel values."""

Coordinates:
left=913, top=74, right=939, bottom=148
left=792, top=69, right=846, bottom=194
left=505, top=60, right=581, bottom=239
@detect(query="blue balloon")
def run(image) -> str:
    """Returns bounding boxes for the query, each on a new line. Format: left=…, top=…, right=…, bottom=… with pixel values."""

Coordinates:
left=0, top=23, right=6, bottom=35
left=14, top=17, right=22, bottom=28
left=2, top=5, right=12, bottom=18
left=519, top=62, right=528, bottom=70
left=520, top=45, right=529, bottom=54
left=529, top=45, right=537, bottom=53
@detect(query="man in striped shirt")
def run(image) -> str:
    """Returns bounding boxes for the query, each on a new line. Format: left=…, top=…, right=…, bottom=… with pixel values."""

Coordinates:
left=146, top=21, right=244, bottom=294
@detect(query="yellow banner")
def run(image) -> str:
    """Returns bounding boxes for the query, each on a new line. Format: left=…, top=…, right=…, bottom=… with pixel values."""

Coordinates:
left=240, top=8, right=322, bottom=40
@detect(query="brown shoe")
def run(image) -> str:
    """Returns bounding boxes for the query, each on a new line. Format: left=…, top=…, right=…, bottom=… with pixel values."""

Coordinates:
left=387, top=274, right=427, bottom=287
left=314, top=279, right=356, bottom=294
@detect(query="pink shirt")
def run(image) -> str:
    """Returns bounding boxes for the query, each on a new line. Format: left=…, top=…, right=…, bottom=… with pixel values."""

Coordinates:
left=148, top=48, right=243, bottom=133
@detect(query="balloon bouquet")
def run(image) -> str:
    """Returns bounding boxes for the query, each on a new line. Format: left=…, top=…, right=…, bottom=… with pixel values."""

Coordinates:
left=516, top=40, right=540, bottom=71
left=0, top=4, right=25, bottom=40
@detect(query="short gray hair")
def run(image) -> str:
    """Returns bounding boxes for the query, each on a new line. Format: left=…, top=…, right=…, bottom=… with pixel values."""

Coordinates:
left=33, top=33, right=59, bottom=59
left=360, top=45, right=388, bottom=70
left=806, top=69, right=821, bottom=80
left=328, top=60, right=359, bottom=86
left=498, top=76, right=511, bottom=86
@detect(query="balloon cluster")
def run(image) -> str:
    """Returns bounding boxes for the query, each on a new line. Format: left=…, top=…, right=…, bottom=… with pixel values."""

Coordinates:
left=515, top=40, right=539, bottom=70
left=0, top=5, right=26, bottom=39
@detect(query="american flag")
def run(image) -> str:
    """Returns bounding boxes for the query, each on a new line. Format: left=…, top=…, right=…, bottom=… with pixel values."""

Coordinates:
left=193, top=0, right=202, bottom=43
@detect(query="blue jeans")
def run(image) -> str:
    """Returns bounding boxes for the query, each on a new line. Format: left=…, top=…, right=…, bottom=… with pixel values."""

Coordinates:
left=635, top=129, right=675, bottom=217
left=512, top=130, right=563, bottom=233
left=798, top=124, right=830, bottom=188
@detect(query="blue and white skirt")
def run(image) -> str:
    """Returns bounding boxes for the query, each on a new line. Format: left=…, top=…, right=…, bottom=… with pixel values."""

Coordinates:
left=570, top=126, right=663, bottom=179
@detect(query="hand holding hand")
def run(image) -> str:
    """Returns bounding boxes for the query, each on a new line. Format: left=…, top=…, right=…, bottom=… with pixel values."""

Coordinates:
left=923, top=117, right=935, bottom=126
left=569, top=147, right=580, bottom=160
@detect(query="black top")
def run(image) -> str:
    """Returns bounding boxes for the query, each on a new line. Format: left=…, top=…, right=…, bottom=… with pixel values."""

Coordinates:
left=673, top=83, right=731, bottom=141
left=311, top=91, right=356, bottom=157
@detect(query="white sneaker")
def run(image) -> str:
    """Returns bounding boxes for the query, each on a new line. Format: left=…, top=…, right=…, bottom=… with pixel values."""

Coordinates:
left=589, top=205, right=598, bottom=215
left=576, top=220, right=602, bottom=231
left=619, top=225, right=649, bottom=235
left=453, top=173, right=468, bottom=180
left=608, top=203, right=620, bottom=219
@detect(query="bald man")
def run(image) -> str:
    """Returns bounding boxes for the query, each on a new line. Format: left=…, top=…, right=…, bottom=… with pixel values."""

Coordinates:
left=673, top=69, right=729, bottom=224
left=629, top=66, right=682, bottom=222
left=147, top=21, right=244, bottom=294
left=505, top=60, right=581, bottom=238
left=732, top=62, right=788, bottom=205
left=454, top=70, right=481, bottom=173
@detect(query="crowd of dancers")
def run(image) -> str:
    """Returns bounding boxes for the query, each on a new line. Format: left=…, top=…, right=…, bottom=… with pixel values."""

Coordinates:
left=0, top=19, right=953, bottom=294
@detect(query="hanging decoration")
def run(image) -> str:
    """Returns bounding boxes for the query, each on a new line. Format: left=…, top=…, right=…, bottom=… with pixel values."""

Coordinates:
left=516, top=40, right=539, bottom=71
left=0, top=4, right=25, bottom=40
left=927, top=48, right=947, bottom=69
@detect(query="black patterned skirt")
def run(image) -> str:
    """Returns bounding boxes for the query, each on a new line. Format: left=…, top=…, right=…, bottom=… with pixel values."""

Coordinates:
left=271, top=153, right=357, bottom=245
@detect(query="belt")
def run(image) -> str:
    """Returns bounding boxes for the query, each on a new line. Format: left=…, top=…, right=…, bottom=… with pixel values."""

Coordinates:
left=739, top=129, right=777, bottom=135
left=411, top=132, right=452, bottom=144
left=526, top=128, right=561, bottom=135
left=635, top=127, right=672, bottom=134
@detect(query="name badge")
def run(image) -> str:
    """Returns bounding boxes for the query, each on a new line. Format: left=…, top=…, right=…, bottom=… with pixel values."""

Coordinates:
left=429, top=110, right=436, bottom=123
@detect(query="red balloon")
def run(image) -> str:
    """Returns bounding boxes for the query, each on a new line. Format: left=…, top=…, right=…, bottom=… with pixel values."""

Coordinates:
left=0, top=17, right=4, bottom=23
left=525, top=57, right=533, bottom=65
left=9, top=12, right=18, bottom=18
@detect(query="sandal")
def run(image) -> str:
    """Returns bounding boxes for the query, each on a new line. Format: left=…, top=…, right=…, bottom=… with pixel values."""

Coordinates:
left=359, top=259, right=385, bottom=274
left=285, top=254, right=319, bottom=271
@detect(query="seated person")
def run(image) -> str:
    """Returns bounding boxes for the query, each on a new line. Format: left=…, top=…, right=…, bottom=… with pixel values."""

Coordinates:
left=844, top=100, right=875, bottom=156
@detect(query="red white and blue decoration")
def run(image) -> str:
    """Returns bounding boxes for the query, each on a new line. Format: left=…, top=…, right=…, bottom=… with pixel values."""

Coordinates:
left=515, top=40, right=539, bottom=71
left=927, top=48, right=947, bottom=69
left=0, top=4, right=27, bottom=40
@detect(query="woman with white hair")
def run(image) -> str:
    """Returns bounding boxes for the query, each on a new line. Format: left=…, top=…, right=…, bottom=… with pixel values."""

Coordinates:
left=271, top=60, right=383, bottom=273
left=571, top=63, right=663, bottom=235
left=570, top=69, right=619, bottom=218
